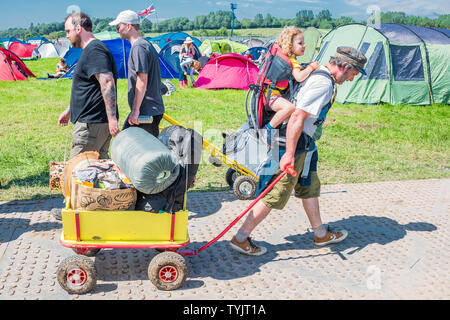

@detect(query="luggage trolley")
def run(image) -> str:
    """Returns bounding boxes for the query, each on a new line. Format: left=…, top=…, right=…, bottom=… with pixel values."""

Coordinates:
left=57, top=167, right=296, bottom=294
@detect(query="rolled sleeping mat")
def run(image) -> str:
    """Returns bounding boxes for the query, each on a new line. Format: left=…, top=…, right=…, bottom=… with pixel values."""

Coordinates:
left=111, top=127, right=180, bottom=194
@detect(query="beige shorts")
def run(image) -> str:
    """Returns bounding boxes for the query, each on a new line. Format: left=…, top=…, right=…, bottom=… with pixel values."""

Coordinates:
left=262, top=151, right=321, bottom=210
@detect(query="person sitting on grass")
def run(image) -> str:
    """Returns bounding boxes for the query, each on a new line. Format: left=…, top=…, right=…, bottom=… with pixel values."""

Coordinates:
left=48, top=58, right=70, bottom=79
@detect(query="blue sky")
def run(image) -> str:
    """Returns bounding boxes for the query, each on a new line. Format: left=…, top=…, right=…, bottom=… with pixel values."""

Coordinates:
left=0, top=0, right=448, bottom=30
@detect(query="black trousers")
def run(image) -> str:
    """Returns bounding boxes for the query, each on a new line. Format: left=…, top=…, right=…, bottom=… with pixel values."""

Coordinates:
left=122, top=114, right=163, bottom=138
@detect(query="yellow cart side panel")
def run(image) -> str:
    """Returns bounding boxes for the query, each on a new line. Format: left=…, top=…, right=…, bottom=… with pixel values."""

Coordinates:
left=62, top=209, right=189, bottom=243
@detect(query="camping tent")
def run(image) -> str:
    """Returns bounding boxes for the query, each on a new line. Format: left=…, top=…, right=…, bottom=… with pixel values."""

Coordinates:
left=298, top=27, right=322, bottom=64
left=195, top=53, right=258, bottom=90
left=62, top=39, right=131, bottom=79
left=37, top=42, right=68, bottom=58
left=0, top=37, right=26, bottom=49
left=315, top=23, right=450, bottom=105
left=148, top=32, right=201, bottom=49
left=8, top=42, right=38, bottom=58
left=159, top=55, right=178, bottom=79
left=0, top=47, right=35, bottom=81
left=28, top=37, right=51, bottom=47
left=159, top=39, right=201, bottom=79
left=55, top=37, right=71, bottom=56
left=63, top=47, right=82, bottom=67
left=200, top=39, right=249, bottom=56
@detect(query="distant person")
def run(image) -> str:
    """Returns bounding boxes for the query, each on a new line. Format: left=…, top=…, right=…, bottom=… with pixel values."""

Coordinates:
left=110, top=9, right=165, bottom=137
left=254, top=49, right=266, bottom=66
left=263, top=26, right=320, bottom=135
left=52, top=12, right=119, bottom=220
left=32, top=47, right=41, bottom=60
left=48, top=58, right=69, bottom=78
left=244, top=50, right=253, bottom=61
left=178, top=37, right=196, bottom=88
left=11, top=60, right=28, bottom=78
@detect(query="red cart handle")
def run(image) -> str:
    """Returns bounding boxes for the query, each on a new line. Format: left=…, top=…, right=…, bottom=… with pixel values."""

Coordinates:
left=180, top=166, right=297, bottom=256
left=284, top=165, right=297, bottom=177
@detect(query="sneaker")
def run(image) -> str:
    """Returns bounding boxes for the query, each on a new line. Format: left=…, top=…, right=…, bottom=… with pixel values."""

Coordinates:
left=230, top=236, right=267, bottom=256
left=314, top=226, right=348, bottom=246
left=51, top=208, right=62, bottom=221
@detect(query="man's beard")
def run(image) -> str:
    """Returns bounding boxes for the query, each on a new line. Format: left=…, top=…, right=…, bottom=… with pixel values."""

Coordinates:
left=71, top=35, right=82, bottom=48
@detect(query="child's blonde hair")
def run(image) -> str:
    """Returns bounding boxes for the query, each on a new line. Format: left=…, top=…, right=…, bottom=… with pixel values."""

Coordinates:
left=277, top=26, right=303, bottom=58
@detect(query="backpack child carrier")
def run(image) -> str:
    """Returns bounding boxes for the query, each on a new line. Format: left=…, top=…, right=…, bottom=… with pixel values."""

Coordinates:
left=246, top=43, right=294, bottom=131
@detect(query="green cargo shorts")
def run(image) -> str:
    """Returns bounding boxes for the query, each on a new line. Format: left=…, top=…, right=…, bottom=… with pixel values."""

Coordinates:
left=262, top=151, right=321, bottom=210
left=70, top=122, right=112, bottom=160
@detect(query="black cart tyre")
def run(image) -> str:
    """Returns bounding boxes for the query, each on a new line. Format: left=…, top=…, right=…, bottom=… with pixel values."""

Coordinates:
left=225, top=168, right=239, bottom=187
left=208, top=155, right=223, bottom=167
left=57, top=255, right=97, bottom=294
left=72, top=248, right=101, bottom=257
left=233, top=175, right=257, bottom=200
left=148, top=252, right=188, bottom=291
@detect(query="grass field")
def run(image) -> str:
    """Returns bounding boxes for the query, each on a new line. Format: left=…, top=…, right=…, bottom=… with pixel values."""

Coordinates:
left=0, top=57, right=449, bottom=201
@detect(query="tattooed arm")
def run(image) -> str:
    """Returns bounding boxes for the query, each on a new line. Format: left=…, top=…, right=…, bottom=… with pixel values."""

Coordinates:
left=95, top=72, right=120, bottom=137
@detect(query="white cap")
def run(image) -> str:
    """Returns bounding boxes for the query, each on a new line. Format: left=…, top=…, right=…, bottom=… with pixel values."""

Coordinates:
left=109, top=10, right=140, bottom=26
left=184, top=37, right=193, bottom=44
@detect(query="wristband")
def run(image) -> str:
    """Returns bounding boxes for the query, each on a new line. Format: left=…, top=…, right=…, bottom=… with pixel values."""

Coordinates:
left=308, top=64, right=316, bottom=72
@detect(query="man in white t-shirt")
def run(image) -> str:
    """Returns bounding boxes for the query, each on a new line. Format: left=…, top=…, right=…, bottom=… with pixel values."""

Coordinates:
left=230, top=47, right=367, bottom=256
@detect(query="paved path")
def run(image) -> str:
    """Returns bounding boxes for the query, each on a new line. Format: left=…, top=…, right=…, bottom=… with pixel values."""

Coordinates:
left=0, top=179, right=448, bottom=300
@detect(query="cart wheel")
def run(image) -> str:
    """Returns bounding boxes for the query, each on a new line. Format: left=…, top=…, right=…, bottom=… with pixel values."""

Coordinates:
left=226, top=168, right=239, bottom=187
left=72, top=248, right=101, bottom=257
left=148, top=252, right=188, bottom=291
left=57, top=255, right=97, bottom=295
left=208, top=155, right=223, bottom=167
left=233, top=175, right=257, bottom=200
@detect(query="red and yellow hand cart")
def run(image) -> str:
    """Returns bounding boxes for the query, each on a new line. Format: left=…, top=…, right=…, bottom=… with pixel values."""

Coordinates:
left=57, top=167, right=296, bottom=294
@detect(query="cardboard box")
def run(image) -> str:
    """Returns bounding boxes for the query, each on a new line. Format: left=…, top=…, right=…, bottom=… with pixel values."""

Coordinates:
left=71, top=179, right=137, bottom=211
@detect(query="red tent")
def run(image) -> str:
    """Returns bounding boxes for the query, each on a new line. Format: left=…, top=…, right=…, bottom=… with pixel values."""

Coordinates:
left=0, top=47, right=36, bottom=81
left=8, top=41, right=38, bottom=58
left=195, top=53, right=259, bottom=90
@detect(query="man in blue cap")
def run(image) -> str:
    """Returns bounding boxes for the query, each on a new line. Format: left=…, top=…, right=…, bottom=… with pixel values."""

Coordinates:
left=230, top=46, right=367, bottom=256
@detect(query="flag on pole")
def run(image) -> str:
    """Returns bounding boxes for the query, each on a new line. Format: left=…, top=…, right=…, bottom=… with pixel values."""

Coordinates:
left=138, top=4, right=156, bottom=18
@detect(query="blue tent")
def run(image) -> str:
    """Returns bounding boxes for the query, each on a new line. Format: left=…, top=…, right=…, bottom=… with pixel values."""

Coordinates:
left=62, top=39, right=131, bottom=79
left=159, top=39, right=201, bottom=78
left=159, top=55, right=178, bottom=79
left=148, top=32, right=201, bottom=49
left=61, top=38, right=178, bottom=80
left=63, top=47, right=82, bottom=67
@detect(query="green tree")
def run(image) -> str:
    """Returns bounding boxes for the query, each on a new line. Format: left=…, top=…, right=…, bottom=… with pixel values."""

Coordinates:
left=296, top=10, right=314, bottom=27
left=254, top=14, right=264, bottom=27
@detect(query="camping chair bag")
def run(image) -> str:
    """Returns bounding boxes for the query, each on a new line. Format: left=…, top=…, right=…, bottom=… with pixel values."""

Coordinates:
left=159, top=125, right=203, bottom=190
left=111, top=127, right=180, bottom=195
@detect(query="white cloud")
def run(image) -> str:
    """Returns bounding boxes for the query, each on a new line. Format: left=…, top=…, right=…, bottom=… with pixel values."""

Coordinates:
left=344, top=0, right=449, bottom=17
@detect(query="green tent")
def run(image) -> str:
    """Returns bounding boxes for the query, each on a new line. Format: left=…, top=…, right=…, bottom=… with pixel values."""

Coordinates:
left=94, top=31, right=121, bottom=41
left=315, top=23, right=450, bottom=105
left=200, top=39, right=249, bottom=56
left=297, top=27, right=322, bottom=64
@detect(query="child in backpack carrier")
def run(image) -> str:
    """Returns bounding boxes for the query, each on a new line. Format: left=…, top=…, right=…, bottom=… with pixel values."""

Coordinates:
left=265, top=26, right=320, bottom=131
